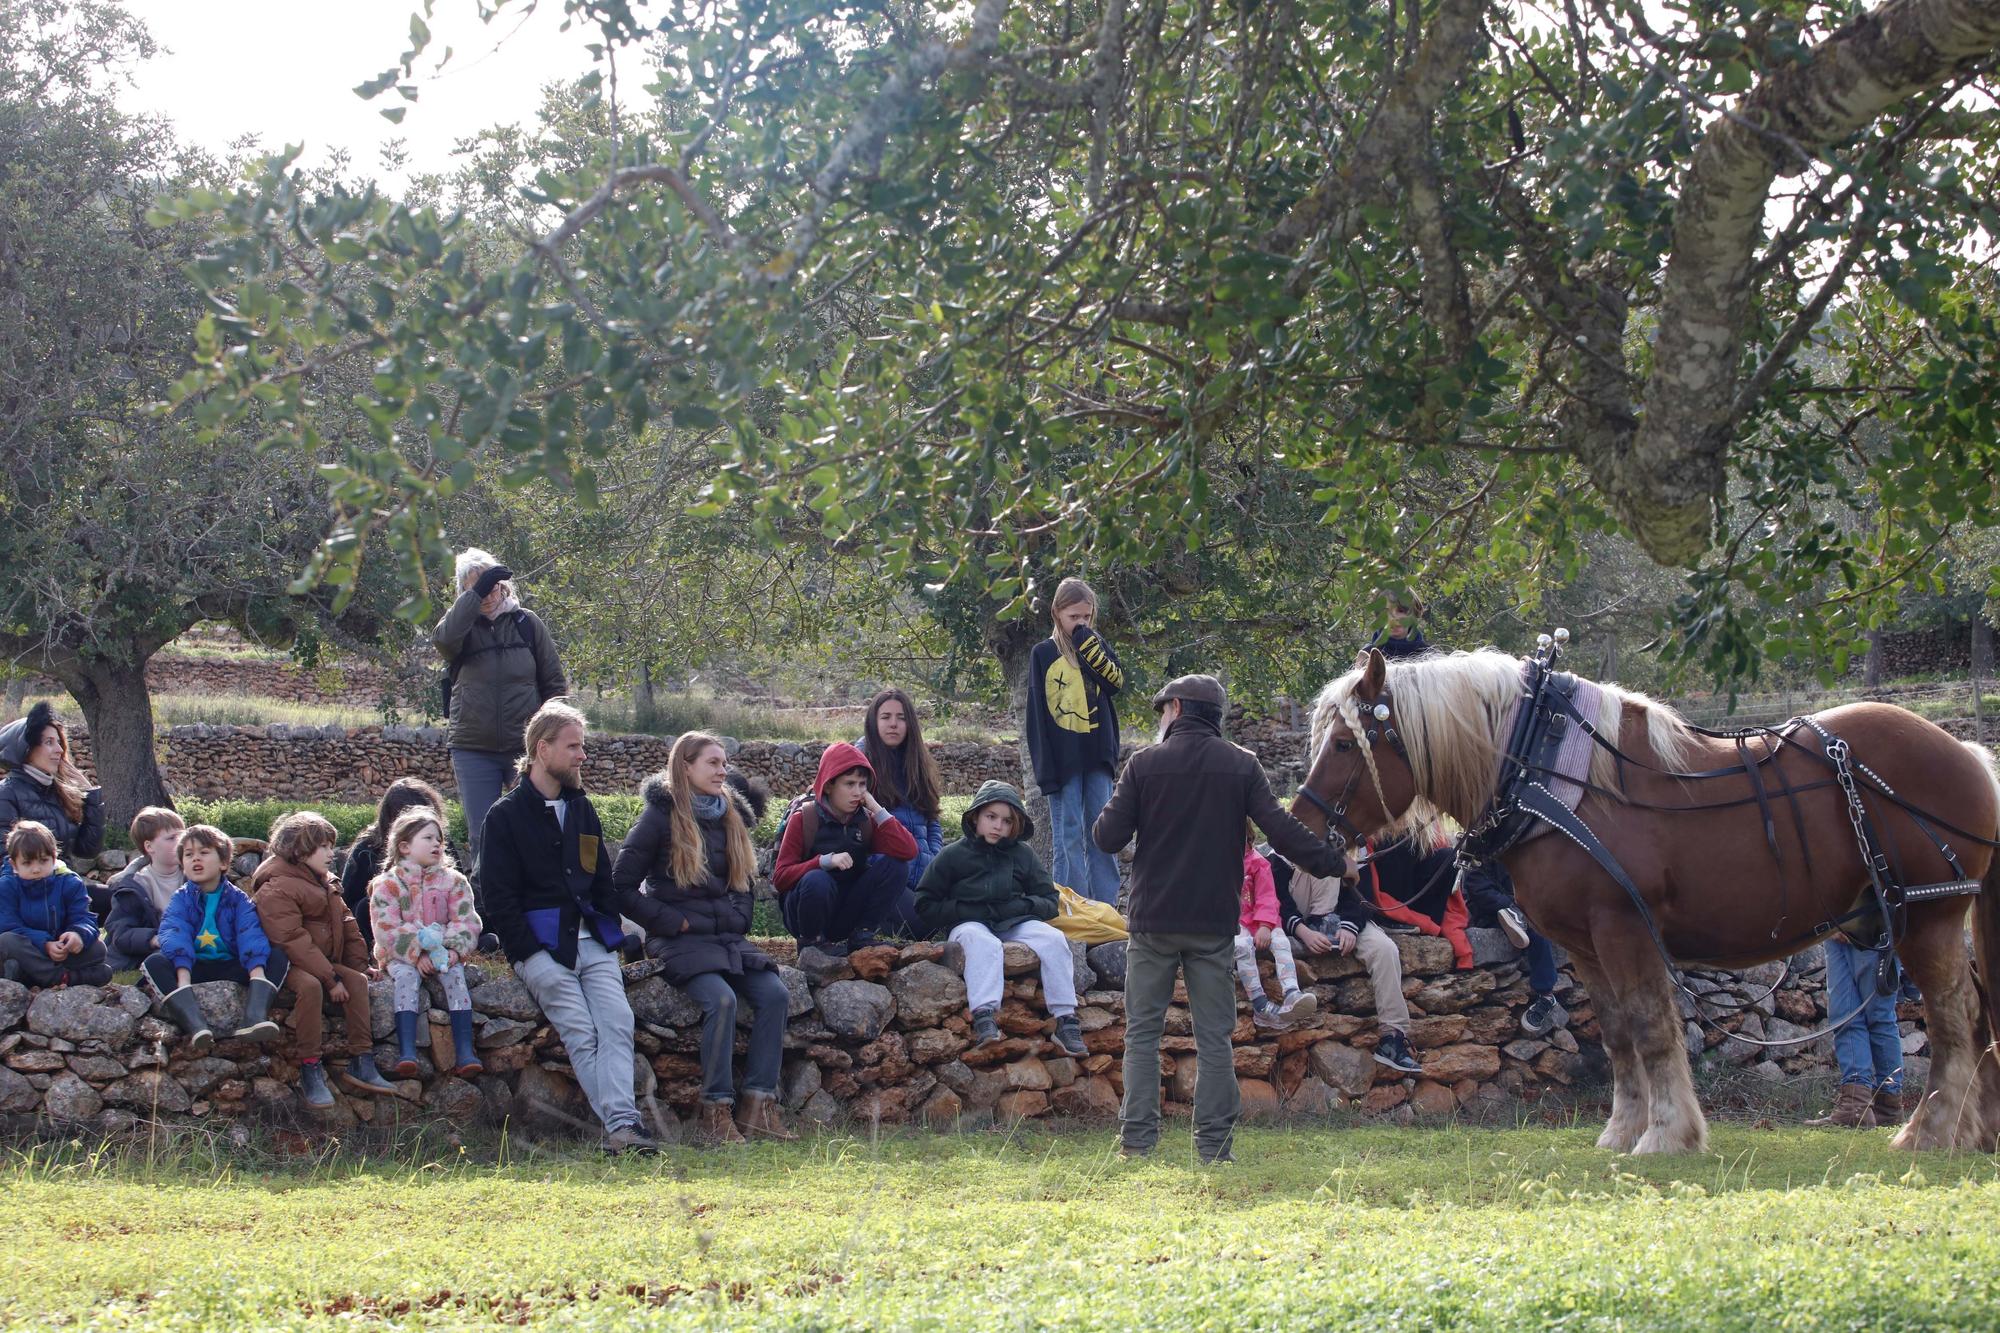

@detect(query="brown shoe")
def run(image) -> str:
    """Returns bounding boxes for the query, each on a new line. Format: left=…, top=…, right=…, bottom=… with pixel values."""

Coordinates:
left=734, top=1091, right=799, bottom=1142
left=698, top=1099, right=746, bottom=1146
left=1872, top=1086, right=1907, bottom=1126
left=1807, top=1083, right=1878, bottom=1128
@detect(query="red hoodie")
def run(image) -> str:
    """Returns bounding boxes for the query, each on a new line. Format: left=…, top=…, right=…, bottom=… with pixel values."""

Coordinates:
left=771, top=742, right=919, bottom=894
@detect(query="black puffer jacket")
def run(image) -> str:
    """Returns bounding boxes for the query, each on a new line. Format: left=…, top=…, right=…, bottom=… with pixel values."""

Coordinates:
left=0, top=771, right=104, bottom=864
left=612, top=771, right=773, bottom=986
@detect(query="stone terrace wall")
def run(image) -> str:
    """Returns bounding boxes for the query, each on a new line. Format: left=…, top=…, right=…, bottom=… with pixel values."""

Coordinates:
left=21, top=655, right=394, bottom=707
left=0, top=924, right=1887, bottom=1138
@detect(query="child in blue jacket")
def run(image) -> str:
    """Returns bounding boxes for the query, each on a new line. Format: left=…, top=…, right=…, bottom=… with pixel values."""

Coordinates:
left=0, top=820, right=111, bottom=987
left=141, top=825, right=289, bottom=1055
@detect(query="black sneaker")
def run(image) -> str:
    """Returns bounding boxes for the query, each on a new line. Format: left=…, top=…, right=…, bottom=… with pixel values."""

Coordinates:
left=1053, top=1015, right=1087, bottom=1057
left=813, top=936, right=852, bottom=959
left=1520, top=994, right=1568, bottom=1037
left=971, top=1005, right=1003, bottom=1047
left=845, top=929, right=881, bottom=953
left=1379, top=919, right=1420, bottom=934
left=1374, top=1028, right=1422, bottom=1074
left=1497, top=906, right=1531, bottom=950
left=604, top=1122, right=660, bottom=1155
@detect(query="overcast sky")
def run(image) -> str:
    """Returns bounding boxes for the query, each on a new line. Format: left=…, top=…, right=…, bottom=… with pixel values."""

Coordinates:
left=122, top=0, right=601, bottom=183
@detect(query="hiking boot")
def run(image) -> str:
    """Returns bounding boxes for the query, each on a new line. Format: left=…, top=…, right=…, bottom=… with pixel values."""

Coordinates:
left=1374, top=1028, right=1422, bottom=1074
left=448, top=1009, right=483, bottom=1077
left=1251, top=1001, right=1291, bottom=1031
left=734, top=1091, right=798, bottom=1142
left=1200, top=1152, right=1237, bottom=1167
left=338, top=1051, right=398, bottom=1096
left=234, top=976, right=283, bottom=1044
left=812, top=936, right=852, bottom=959
left=1808, top=1083, right=1879, bottom=1128
left=160, top=985, right=214, bottom=1057
left=1279, top=990, right=1318, bottom=1022
left=1872, top=1086, right=1907, bottom=1126
left=390, top=1010, right=422, bottom=1077
left=698, top=1099, right=746, bottom=1146
left=1520, top=993, right=1568, bottom=1038
left=970, top=1005, right=1003, bottom=1047
left=297, top=1061, right=335, bottom=1109
left=1053, top=1015, right=1088, bottom=1057
left=1119, top=1143, right=1152, bottom=1161
left=1497, top=906, right=1532, bottom=950
left=604, top=1122, right=660, bottom=1155
left=844, top=929, right=881, bottom=954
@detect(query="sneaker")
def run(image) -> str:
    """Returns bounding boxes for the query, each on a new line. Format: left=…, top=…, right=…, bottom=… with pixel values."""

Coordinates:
left=1251, top=1002, right=1291, bottom=1031
left=1052, top=1015, right=1088, bottom=1057
left=813, top=936, right=853, bottom=959
left=1379, top=919, right=1420, bottom=934
left=1520, top=993, right=1568, bottom=1038
left=1119, top=1144, right=1152, bottom=1160
left=970, top=1005, right=1003, bottom=1047
left=1278, top=990, right=1318, bottom=1022
left=1497, top=906, right=1532, bottom=950
left=1373, top=1029, right=1422, bottom=1074
left=844, top=929, right=881, bottom=953
left=604, top=1122, right=660, bottom=1155
left=1199, top=1152, right=1236, bottom=1166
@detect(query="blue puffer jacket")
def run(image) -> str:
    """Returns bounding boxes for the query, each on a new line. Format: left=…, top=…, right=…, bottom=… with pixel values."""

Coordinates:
left=156, top=881, right=272, bottom=971
left=0, top=863, right=99, bottom=947
left=886, top=803, right=944, bottom=893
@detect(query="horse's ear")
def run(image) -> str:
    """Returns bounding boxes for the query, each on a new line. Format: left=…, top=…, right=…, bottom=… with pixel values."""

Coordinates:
left=1360, top=647, right=1387, bottom=697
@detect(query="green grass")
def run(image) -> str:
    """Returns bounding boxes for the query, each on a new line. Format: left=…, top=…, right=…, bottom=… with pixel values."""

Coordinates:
left=1, top=1125, right=1997, bottom=1329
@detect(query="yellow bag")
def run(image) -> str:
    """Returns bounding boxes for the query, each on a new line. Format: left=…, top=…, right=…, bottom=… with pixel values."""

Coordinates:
left=1052, top=883, right=1129, bottom=943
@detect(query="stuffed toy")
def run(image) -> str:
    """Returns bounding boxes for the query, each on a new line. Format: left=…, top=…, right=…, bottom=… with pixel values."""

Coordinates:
left=416, top=922, right=450, bottom=971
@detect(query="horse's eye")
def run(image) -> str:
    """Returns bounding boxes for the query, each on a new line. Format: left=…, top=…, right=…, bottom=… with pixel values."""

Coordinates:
left=1335, top=739, right=1353, bottom=753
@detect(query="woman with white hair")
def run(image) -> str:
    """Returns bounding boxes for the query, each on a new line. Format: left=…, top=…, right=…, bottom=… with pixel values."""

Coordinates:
left=432, top=549, right=568, bottom=878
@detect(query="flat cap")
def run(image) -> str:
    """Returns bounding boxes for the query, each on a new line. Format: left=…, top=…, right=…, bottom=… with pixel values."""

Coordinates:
left=1151, top=673, right=1227, bottom=712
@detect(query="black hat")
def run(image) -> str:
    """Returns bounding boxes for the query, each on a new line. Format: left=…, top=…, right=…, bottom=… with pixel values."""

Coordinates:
left=1150, top=674, right=1227, bottom=712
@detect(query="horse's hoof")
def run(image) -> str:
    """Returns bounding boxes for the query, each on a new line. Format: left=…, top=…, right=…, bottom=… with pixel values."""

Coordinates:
left=1631, top=1123, right=1707, bottom=1156
left=1596, top=1125, right=1641, bottom=1153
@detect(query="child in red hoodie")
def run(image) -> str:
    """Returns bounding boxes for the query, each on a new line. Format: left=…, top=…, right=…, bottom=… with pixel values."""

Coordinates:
left=773, top=742, right=919, bottom=955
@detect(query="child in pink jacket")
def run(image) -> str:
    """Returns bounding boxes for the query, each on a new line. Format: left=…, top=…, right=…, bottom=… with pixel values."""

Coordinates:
left=1235, top=821, right=1316, bottom=1029
left=368, top=807, right=483, bottom=1078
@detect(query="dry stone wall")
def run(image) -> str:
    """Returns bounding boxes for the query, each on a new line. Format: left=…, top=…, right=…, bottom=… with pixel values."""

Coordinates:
left=0, top=917, right=1886, bottom=1139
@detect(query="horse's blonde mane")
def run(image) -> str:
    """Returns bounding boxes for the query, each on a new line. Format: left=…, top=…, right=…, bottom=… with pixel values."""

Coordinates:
left=1308, top=648, right=1700, bottom=837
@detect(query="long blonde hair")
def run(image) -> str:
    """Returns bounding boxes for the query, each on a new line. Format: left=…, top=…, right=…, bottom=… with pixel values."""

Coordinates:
left=1049, top=577, right=1098, bottom=674
left=666, top=731, right=754, bottom=892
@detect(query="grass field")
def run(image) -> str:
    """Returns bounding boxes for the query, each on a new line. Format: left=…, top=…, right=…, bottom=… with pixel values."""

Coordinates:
left=3, top=1123, right=1997, bottom=1329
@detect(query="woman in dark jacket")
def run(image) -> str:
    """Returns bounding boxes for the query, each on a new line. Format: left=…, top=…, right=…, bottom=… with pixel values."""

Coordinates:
left=612, top=732, right=793, bottom=1146
left=339, top=777, right=462, bottom=950
left=431, top=548, right=567, bottom=879
left=0, top=703, right=105, bottom=868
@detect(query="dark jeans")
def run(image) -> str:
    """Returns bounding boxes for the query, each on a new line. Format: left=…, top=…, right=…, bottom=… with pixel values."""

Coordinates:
left=0, top=932, right=111, bottom=987
left=140, top=947, right=290, bottom=994
left=684, top=968, right=791, bottom=1102
left=781, top=857, right=909, bottom=944
left=1461, top=863, right=1559, bottom=996
left=1523, top=931, right=1558, bottom=996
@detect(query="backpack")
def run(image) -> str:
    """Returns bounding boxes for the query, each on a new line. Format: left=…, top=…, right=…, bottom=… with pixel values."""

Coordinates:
left=766, top=793, right=820, bottom=869
left=440, top=609, right=532, bottom=718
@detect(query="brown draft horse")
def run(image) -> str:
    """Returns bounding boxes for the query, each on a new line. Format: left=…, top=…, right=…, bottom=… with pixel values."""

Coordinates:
left=1291, top=646, right=2000, bottom=1154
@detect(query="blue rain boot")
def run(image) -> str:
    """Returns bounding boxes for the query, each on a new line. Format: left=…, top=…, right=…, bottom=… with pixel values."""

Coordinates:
left=391, top=1010, right=421, bottom=1077
left=339, top=1050, right=398, bottom=1096
left=448, top=1010, right=482, bottom=1077
left=297, top=1059, right=335, bottom=1109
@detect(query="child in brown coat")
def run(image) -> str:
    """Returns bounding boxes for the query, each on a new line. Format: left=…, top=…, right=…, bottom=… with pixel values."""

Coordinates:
left=250, top=813, right=396, bottom=1108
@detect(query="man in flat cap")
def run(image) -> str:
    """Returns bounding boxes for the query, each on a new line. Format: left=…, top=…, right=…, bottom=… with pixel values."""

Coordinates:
left=1093, top=674, right=1346, bottom=1163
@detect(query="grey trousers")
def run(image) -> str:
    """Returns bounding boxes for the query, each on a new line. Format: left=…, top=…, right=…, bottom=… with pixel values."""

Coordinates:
left=515, top=931, right=640, bottom=1134
left=1120, top=932, right=1240, bottom=1160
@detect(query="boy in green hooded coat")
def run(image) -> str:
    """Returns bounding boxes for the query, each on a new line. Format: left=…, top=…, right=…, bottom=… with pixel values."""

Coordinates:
left=915, top=781, right=1088, bottom=1057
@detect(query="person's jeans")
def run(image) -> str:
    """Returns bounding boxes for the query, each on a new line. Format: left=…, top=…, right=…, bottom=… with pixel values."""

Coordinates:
left=0, top=932, right=111, bottom=987
left=683, top=968, right=791, bottom=1103
left=781, top=857, right=909, bottom=944
left=1121, top=932, right=1239, bottom=1161
left=514, top=931, right=641, bottom=1132
left=1825, top=934, right=1903, bottom=1092
left=1049, top=767, right=1122, bottom=904
left=450, top=747, right=518, bottom=881
left=1524, top=931, right=1559, bottom=996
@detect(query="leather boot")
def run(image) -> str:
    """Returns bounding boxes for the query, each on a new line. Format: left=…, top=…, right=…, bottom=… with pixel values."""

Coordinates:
left=161, top=986, right=214, bottom=1056
left=448, top=1009, right=482, bottom=1077
left=391, top=1010, right=421, bottom=1077
left=698, top=1099, right=746, bottom=1146
left=339, top=1050, right=398, bottom=1096
left=1807, top=1083, right=1878, bottom=1128
left=235, top=977, right=283, bottom=1044
left=734, top=1091, right=798, bottom=1142
left=1872, top=1086, right=1907, bottom=1126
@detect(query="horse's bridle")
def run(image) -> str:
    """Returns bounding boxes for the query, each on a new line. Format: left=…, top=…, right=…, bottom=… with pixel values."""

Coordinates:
left=1296, top=689, right=1409, bottom=855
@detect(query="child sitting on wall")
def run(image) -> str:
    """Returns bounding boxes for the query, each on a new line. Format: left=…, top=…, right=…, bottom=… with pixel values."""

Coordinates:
left=1235, top=821, right=1315, bottom=1029
left=143, top=825, right=286, bottom=1055
left=914, top=781, right=1088, bottom=1057
left=370, top=807, right=484, bottom=1081
left=0, top=820, right=112, bottom=987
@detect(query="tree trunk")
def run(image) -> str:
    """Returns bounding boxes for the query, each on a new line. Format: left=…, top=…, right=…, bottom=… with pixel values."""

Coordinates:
left=1864, top=630, right=1884, bottom=688
left=59, top=655, right=171, bottom=837
left=1973, top=615, right=1993, bottom=677
left=986, top=615, right=1052, bottom=865
left=633, top=661, right=658, bottom=732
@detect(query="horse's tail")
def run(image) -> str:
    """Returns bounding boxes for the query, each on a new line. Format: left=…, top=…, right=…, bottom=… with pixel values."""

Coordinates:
left=1965, top=740, right=2000, bottom=1049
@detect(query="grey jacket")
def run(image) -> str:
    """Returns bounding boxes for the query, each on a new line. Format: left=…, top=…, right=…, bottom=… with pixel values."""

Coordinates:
left=431, top=590, right=568, bottom=754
